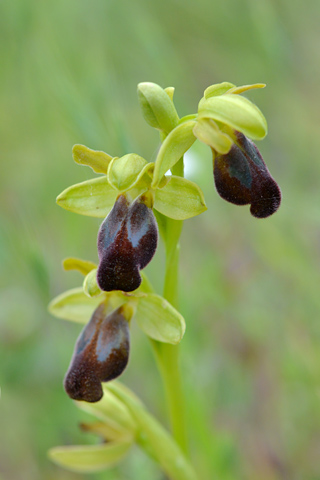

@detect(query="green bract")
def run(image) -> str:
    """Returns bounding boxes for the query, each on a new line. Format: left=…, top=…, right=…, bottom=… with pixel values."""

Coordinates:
left=152, top=120, right=197, bottom=188
left=137, top=82, right=179, bottom=133
left=72, top=144, right=113, bottom=174
left=154, top=175, right=207, bottom=220
left=134, top=293, right=185, bottom=344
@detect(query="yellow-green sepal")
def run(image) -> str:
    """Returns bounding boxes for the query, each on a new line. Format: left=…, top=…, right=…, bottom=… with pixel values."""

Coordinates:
left=137, top=82, right=179, bottom=134
left=72, top=144, right=113, bottom=174
left=56, top=176, right=118, bottom=218
left=63, top=257, right=97, bottom=275
left=83, top=269, right=102, bottom=297
left=154, top=175, right=207, bottom=220
left=48, top=440, right=132, bottom=473
left=152, top=120, right=197, bottom=188
left=193, top=118, right=233, bottom=154
left=198, top=94, right=268, bottom=140
left=134, top=293, right=185, bottom=344
left=48, top=287, right=103, bottom=323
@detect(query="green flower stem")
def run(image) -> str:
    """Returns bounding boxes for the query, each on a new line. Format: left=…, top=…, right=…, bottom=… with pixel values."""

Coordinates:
left=108, top=383, right=198, bottom=480
left=151, top=156, right=188, bottom=456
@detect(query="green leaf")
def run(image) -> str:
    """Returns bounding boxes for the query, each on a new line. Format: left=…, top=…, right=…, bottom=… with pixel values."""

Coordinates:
left=198, top=94, right=268, bottom=140
left=48, top=440, right=132, bottom=473
left=48, top=288, right=103, bottom=323
left=228, top=83, right=266, bottom=95
left=154, top=175, right=207, bottom=220
left=137, top=82, right=179, bottom=133
left=134, top=293, right=185, bottom=344
left=63, top=257, right=97, bottom=275
left=152, top=120, right=197, bottom=188
left=72, top=144, right=113, bottom=174
left=56, top=176, right=118, bottom=218
left=193, top=118, right=233, bottom=154
left=204, top=81, right=235, bottom=99
left=107, top=383, right=198, bottom=480
left=83, top=269, right=102, bottom=297
left=107, top=154, right=149, bottom=192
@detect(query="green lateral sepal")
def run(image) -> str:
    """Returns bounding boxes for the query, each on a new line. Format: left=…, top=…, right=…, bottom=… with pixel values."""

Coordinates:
left=134, top=293, right=185, bottom=344
left=154, top=175, right=207, bottom=220
left=48, top=287, right=104, bottom=323
left=56, top=176, right=118, bottom=218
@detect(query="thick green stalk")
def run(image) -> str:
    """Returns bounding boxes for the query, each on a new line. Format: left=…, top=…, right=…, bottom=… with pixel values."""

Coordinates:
left=151, top=157, right=188, bottom=454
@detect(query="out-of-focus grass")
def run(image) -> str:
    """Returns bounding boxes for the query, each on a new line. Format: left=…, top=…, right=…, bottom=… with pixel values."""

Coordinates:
left=1, top=0, right=320, bottom=479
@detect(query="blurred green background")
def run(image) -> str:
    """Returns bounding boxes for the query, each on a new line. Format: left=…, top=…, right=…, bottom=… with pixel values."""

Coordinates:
left=1, top=0, right=320, bottom=479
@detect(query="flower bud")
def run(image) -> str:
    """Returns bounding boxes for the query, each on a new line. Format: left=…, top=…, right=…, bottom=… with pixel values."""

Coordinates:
left=137, top=82, right=179, bottom=133
left=213, top=132, right=281, bottom=218
left=97, top=193, right=158, bottom=292
left=64, top=304, right=130, bottom=403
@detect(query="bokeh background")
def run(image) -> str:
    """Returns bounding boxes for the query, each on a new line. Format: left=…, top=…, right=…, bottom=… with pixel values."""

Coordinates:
left=1, top=0, right=320, bottom=479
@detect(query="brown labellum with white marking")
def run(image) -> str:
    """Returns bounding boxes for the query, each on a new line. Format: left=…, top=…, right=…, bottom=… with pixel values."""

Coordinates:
left=213, top=132, right=281, bottom=218
left=64, top=303, right=130, bottom=403
left=96, top=193, right=158, bottom=292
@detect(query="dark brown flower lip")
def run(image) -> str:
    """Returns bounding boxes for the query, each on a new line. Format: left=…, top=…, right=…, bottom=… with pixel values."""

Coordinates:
left=64, top=304, right=130, bottom=403
left=97, top=194, right=158, bottom=292
left=213, top=132, right=281, bottom=218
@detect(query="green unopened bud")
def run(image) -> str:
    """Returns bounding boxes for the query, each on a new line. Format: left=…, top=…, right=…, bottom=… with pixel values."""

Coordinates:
left=137, top=82, right=179, bottom=134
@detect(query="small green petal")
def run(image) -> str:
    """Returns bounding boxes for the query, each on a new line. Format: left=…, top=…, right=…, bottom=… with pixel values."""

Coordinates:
left=48, top=441, right=132, bottom=473
left=134, top=293, right=185, bottom=344
left=164, top=86, right=175, bottom=101
left=48, top=287, right=103, bottom=323
left=228, top=83, right=266, bottom=95
left=107, top=154, right=152, bottom=192
left=56, top=176, right=118, bottom=218
left=204, top=81, right=236, bottom=99
left=193, top=118, right=233, bottom=154
left=154, top=175, right=207, bottom=220
left=137, top=82, right=179, bottom=133
left=198, top=94, right=268, bottom=140
left=72, top=144, right=113, bottom=174
left=83, top=269, right=102, bottom=297
left=63, top=257, right=97, bottom=275
left=152, top=120, right=197, bottom=188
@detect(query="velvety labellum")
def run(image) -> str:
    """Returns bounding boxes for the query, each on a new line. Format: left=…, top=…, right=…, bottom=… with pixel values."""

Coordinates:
left=64, top=304, right=130, bottom=403
left=97, top=194, right=158, bottom=292
left=213, top=132, right=281, bottom=218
